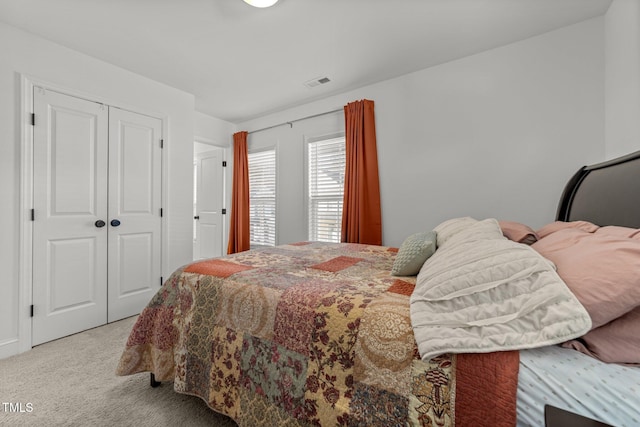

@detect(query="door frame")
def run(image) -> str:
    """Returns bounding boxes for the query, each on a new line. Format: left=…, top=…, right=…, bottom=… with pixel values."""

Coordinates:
left=193, top=136, right=228, bottom=260
left=18, top=75, right=168, bottom=353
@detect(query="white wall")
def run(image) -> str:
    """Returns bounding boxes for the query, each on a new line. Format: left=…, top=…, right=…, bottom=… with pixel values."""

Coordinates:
left=0, top=22, right=196, bottom=358
left=195, top=111, right=236, bottom=146
left=239, top=18, right=605, bottom=247
left=605, top=0, right=640, bottom=159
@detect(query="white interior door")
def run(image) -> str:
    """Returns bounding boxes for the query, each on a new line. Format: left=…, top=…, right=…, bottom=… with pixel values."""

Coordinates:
left=32, top=89, right=109, bottom=346
left=32, top=89, right=163, bottom=344
left=194, top=147, right=224, bottom=259
left=107, top=107, right=162, bottom=322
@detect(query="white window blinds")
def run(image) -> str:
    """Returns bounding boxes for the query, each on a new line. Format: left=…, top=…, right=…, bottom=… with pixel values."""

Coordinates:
left=308, top=136, right=346, bottom=243
left=249, top=149, right=276, bottom=247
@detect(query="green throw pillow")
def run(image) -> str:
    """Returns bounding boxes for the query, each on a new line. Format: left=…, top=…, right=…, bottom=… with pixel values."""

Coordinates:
left=392, top=231, right=437, bottom=276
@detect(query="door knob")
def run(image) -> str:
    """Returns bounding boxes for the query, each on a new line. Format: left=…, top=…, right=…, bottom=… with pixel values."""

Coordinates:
left=110, top=219, right=121, bottom=227
left=95, top=220, right=106, bottom=228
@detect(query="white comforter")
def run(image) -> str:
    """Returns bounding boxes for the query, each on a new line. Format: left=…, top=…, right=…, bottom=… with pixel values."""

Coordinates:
left=410, top=218, right=591, bottom=361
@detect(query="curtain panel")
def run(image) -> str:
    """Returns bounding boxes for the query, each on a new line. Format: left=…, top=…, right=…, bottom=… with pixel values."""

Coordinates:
left=341, top=99, right=382, bottom=245
left=227, top=131, right=251, bottom=254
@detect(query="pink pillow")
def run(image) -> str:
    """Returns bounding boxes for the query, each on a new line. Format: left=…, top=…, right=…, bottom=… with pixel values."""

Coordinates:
left=498, top=221, right=539, bottom=245
left=532, top=227, right=640, bottom=329
left=562, top=307, right=640, bottom=365
left=595, top=225, right=640, bottom=239
left=535, top=220, right=599, bottom=239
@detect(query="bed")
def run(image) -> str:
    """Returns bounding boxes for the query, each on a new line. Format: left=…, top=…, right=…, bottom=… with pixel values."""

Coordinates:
left=116, top=150, right=640, bottom=426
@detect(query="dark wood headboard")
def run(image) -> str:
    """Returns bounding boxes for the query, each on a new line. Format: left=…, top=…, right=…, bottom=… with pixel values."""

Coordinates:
left=556, top=150, right=640, bottom=228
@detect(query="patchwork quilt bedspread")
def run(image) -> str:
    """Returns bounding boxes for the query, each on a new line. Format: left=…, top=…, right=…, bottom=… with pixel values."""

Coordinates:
left=116, top=242, right=519, bottom=426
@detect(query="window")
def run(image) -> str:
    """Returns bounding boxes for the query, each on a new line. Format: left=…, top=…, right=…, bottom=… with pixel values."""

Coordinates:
left=248, top=149, right=276, bottom=247
left=308, top=136, right=346, bottom=242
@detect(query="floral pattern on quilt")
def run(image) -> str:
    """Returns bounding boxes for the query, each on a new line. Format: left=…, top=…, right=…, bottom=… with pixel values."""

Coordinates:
left=117, top=242, right=518, bottom=426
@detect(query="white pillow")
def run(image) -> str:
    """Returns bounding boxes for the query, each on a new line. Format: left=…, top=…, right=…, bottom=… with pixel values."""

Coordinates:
left=432, top=216, right=478, bottom=248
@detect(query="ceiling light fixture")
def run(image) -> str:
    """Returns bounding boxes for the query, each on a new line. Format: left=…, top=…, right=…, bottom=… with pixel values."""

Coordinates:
left=243, top=0, right=279, bottom=7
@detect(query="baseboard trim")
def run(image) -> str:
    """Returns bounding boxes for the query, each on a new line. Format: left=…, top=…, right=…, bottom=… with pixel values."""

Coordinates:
left=0, top=338, right=20, bottom=360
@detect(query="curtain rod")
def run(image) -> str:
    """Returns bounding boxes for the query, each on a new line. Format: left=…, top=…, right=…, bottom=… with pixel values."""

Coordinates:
left=248, top=108, right=343, bottom=135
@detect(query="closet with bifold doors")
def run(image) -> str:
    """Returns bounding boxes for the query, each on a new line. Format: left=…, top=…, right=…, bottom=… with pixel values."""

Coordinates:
left=31, top=88, right=162, bottom=345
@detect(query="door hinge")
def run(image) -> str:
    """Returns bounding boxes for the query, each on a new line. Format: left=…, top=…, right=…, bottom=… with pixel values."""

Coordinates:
left=31, top=209, right=35, bottom=221
left=221, top=208, right=227, bottom=215
left=30, top=305, right=34, bottom=317
left=222, top=161, right=227, bottom=167
left=160, top=208, right=163, bottom=217
left=160, top=139, right=164, bottom=149
left=31, top=113, right=35, bottom=126
left=160, top=276, right=164, bottom=286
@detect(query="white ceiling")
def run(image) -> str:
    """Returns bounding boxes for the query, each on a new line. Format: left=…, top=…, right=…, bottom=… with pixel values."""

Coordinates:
left=0, top=0, right=612, bottom=123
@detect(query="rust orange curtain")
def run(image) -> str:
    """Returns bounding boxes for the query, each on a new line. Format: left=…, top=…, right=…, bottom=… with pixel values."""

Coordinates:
left=227, top=131, right=251, bottom=254
left=341, top=99, right=382, bottom=245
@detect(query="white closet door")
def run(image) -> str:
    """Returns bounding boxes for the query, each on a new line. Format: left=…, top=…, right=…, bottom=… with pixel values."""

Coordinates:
left=194, top=148, right=224, bottom=259
left=107, top=107, right=162, bottom=322
left=32, top=89, right=109, bottom=346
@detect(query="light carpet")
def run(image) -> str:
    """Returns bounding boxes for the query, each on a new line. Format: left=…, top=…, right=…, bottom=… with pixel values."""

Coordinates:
left=0, top=316, right=237, bottom=426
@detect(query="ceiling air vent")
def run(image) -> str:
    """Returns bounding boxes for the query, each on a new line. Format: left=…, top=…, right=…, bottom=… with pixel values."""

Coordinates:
left=304, top=76, right=331, bottom=88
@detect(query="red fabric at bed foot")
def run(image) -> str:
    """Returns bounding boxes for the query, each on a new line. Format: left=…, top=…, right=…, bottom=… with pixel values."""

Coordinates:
left=455, top=351, right=519, bottom=427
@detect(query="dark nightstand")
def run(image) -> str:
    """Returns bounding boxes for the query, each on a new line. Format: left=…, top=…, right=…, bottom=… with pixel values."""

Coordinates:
left=544, top=405, right=613, bottom=427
